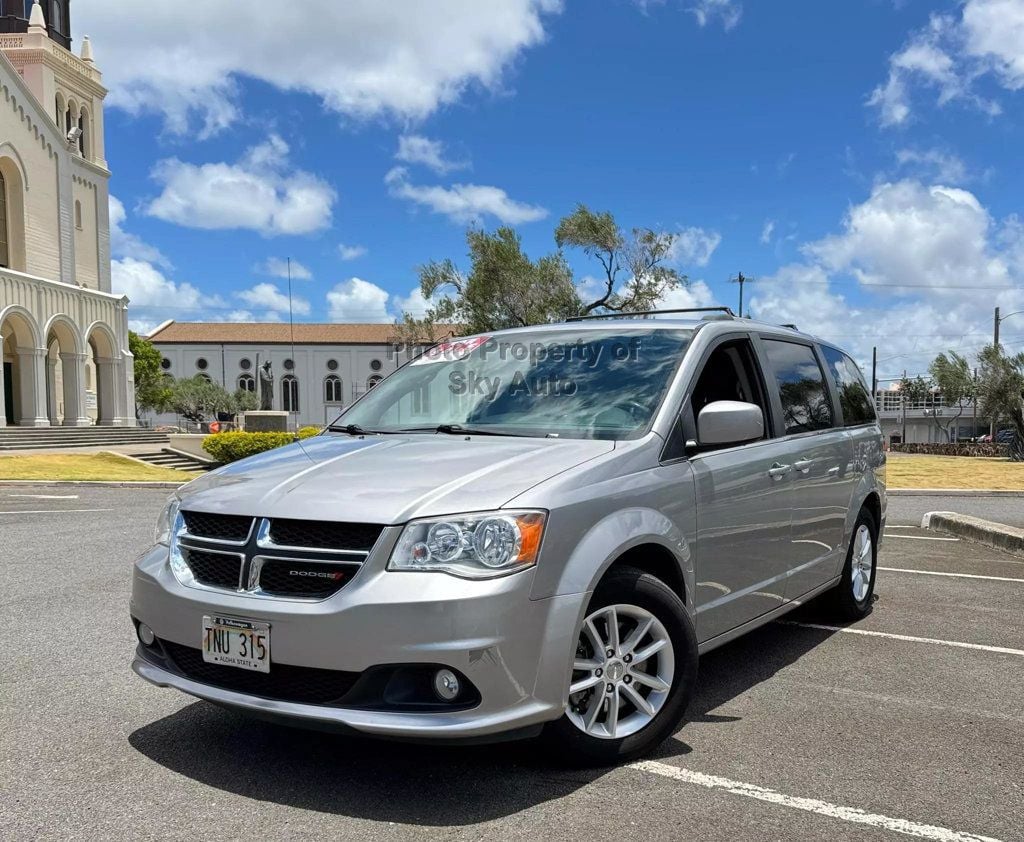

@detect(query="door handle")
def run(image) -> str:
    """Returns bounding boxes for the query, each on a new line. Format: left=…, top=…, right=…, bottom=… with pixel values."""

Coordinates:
left=768, top=462, right=791, bottom=479
left=793, top=459, right=813, bottom=474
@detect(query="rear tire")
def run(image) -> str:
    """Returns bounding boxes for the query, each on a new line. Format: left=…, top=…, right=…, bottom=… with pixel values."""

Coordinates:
left=827, top=507, right=878, bottom=621
left=542, top=565, right=697, bottom=766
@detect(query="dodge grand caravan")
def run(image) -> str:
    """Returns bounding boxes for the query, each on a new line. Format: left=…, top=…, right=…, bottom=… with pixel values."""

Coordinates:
left=131, top=312, right=885, bottom=764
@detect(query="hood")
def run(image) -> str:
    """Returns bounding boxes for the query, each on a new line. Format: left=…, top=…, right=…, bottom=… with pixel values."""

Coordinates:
left=177, top=433, right=614, bottom=524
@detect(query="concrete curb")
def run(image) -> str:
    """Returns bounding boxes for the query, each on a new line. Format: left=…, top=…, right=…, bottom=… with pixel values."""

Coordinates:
left=889, top=488, right=1024, bottom=497
left=922, top=511, right=1024, bottom=557
left=0, top=480, right=186, bottom=489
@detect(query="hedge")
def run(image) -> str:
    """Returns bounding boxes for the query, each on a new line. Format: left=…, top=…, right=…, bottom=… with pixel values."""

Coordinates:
left=891, top=442, right=1010, bottom=458
left=202, top=427, right=321, bottom=464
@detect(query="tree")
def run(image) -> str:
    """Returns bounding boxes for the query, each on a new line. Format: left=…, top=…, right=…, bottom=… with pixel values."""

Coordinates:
left=401, top=206, right=690, bottom=335
left=170, top=377, right=234, bottom=426
left=233, top=387, right=259, bottom=414
left=976, top=344, right=1024, bottom=461
left=555, top=204, right=687, bottom=315
left=895, top=374, right=932, bottom=404
left=928, top=351, right=974, bottom=442
left=413, top=227, right=578, bottom=334
left=129, top=331, right=172, bottom=417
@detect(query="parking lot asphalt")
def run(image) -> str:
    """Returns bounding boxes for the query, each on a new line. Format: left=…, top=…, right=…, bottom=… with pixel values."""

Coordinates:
left=1, top=486, right=1022, bottom=841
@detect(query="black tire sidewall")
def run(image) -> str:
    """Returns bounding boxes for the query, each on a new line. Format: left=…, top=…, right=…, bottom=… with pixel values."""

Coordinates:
left=835, top=508, right=878, bottom=619
left=543, top=567, right=698, bottom=766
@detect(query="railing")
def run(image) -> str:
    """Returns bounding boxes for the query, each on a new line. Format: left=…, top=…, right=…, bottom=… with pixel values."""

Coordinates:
left=874, top=393, right=975, bottom=414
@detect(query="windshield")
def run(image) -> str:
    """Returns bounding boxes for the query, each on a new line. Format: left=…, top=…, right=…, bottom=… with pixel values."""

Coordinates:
left=335, top=327, right=692, bottom=440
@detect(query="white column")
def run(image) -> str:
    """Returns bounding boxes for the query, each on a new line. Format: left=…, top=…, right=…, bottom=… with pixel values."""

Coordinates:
left=16, top=346, right=50, bottom=427
left=46, top=357, right=60, bottom=425
left=0, top=345, right=6, bottom=428
left=94, top=355, right=122, bottom=426
left=60, top=351, right=90, bottom=427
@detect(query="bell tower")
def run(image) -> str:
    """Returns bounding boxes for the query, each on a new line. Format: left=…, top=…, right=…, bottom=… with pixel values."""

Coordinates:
left=1, top=0, right=107, bottom=169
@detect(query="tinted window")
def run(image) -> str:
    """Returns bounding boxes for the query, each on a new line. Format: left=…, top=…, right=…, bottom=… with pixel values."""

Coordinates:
left=691, top=339, right=770, bottom=447
left=821, top=346, right=875, bottom=426
left=763, top=340, right=834, bottom=435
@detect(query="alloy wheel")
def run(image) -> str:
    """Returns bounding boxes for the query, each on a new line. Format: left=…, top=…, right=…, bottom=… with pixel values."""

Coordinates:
left=566, top=603, right=674, bottom=739
left=851, top=523, right=873, bottom=603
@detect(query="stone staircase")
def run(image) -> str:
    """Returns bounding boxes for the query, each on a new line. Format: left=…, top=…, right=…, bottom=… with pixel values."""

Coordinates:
left=132, top=449, right=216, bottom=473
left=0, top=426, right=170, bottom=451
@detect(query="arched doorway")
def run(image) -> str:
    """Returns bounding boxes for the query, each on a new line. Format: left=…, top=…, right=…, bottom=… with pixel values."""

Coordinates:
left=0, top=152, right=28, bottom=271
left=85, top=322, right=119, bottom=426
left=0, top=306, right=46, bottom=427
left=44, top=315, right=87, bottom=426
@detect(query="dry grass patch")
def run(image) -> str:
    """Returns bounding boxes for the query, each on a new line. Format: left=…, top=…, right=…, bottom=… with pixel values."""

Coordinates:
left=887, top=453, right=1024, bottom=490
left=0, top=452, right=198, bottom=483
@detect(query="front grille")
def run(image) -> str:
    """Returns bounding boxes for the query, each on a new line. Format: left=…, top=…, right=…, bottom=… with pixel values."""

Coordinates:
left=183, top=548, right=242, bottom=589
left=182, top=511, right=253, bottom=543
left=160, top=640, right=360, bottom=705
left=267, top=518, right=384, bottom=552
left=258, top=559, right=354, bottom=598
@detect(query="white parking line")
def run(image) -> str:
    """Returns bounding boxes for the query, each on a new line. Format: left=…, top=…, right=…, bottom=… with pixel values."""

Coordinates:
left=879, top=567, right=1024, bottom=583
left=632, top=761, right=1002, bottom=842
left=779, top=621, right=1024, bottom=657
left=886, top=534, right=960, bottom=542
left=6, top=494, right=79, bottom=500
left=0, top=508, right=115, bottom=515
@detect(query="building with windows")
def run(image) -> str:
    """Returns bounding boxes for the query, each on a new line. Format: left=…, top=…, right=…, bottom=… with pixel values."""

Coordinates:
left=1, top=1, right=135, bottom=427
left=147, top=322, right=426, bottom=428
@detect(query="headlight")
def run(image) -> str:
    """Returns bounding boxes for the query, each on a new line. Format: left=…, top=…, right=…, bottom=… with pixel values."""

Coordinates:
left=388, top=510, right=546, bottom=579
left=155, top=497, right=182, bottom=546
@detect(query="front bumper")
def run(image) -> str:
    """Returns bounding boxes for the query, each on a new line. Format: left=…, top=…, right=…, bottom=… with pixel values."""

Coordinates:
left=130, top=542, right=587, bottom=740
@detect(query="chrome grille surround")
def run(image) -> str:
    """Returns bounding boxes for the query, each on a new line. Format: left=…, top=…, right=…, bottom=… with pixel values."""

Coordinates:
left=171, top=512, right=380, bottom=601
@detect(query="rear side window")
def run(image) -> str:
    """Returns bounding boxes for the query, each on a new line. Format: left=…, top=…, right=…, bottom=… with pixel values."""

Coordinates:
left=762, top=340, right=834, bottom=435
left=821, top=346, right=876, bottom=426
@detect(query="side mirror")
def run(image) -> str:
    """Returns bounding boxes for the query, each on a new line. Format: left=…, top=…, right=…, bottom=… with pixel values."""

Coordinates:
left=696, top=400, right=764, bottom=446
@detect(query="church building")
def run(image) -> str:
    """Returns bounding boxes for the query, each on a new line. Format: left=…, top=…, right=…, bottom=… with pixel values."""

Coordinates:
left=0, top=0, right=134, bottom=427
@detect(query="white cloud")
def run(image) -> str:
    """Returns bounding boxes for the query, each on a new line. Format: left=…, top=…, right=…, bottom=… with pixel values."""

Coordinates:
left=108, top=196, right=169, bottom=268
left=750, top=179, right=1024, bottom=377
left=392, top=286, right=440, bottom=319
left=236, top=282, right=311, bottom=317
left=338, top=244, right=368, bottom=261
left=75, top=0, right=562, bottom=136
left=257, top=257, right=313, bottom=280
left=760, top=219, right=776, bottom=245
left=894, top=148, right=968, bottom=184
left=688, top=0, right=742, bottom=30
left=111, top=257, right=225, bottom=334
left=145, top=136, right=336, bottom=235
left=327, top=277, right=393, bottom=323
left=395, top=135, right=468, bottom=174
left=868, top=1, right=1017, bottom=127
left=652, top=279, right=719, bottom=311
left=667, top=226, right=722, bottom=267
left=385, top=166, right=548, bottom=225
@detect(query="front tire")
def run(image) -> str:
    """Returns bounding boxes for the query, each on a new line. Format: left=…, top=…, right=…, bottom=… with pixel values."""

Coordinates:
left=828, top=508, right=878, bottom=621
left=543, top=565, right=697, bottom=766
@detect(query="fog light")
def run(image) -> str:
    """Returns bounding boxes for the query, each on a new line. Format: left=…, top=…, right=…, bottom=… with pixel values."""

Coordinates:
left=433, top=668, right=461, bottom=701
left=137, top=623, right=155, bottom=646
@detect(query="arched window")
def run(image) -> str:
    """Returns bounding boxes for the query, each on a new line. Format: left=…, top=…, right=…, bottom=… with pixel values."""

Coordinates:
left=74, top=200, right=82, bottom=230
left=0, top=169, right=8, bottom=269
left=77, top=109, right=87, bottom=156
left=324, top=375, right=342, bottom=403
left=197, top=373, right=212, bottom=383
left=238, top=374, right=255, bottom=393
left=366, top=375, right=383, bottom=390
left=50, top=1, right=63, bottom=35
left=282, top=375, right=299, bottom=412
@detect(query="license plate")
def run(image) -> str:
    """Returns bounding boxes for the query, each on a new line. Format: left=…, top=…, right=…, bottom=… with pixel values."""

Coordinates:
left=202, top=615, right=270, bottom=673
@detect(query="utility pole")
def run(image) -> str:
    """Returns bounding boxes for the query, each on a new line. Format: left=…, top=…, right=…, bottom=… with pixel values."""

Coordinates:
left=901, top=368, right=907, bottom=444
left=871, top=347, right=877, bottom=408
left=991, top=306, right=999, bottom=437
left=730, top=272, right=755, bottom=318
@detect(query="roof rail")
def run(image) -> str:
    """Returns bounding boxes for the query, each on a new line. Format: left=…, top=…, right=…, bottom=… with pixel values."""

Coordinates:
left=567, top=306, right=735, bottom=322
left=780, top=323, right=799, bottom=330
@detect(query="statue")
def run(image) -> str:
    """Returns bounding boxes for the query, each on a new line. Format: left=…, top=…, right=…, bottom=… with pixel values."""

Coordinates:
left=259, top=361, right=274, bottom=411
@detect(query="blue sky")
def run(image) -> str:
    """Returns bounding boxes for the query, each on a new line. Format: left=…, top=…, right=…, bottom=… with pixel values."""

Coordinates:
left=75, top=0, right=1024, bottom=381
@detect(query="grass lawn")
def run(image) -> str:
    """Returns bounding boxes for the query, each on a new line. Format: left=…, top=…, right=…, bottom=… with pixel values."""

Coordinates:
left=0, top=452, right=198, bottom=483
left=887, top=453, right=1024, bottom=490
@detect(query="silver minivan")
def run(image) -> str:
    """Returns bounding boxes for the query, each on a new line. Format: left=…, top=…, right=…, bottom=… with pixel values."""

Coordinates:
left=131, top=312, right=885, bottom=764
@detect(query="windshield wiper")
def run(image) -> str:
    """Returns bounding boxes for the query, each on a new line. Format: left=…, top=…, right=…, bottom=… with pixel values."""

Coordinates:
left=398, top=423, right=530, bottom=437
left=326, top=423, right=394, bottom=436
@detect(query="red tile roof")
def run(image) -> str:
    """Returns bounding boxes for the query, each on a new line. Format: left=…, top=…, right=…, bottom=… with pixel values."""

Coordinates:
left=148, top=321, right=454, bottom=345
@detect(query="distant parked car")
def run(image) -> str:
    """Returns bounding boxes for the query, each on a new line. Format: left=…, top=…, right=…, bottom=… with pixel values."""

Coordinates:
left=978, top=433, right=992, bottom=443
left=996, top=429, right=1016, bottom=444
